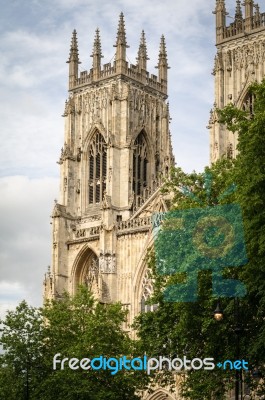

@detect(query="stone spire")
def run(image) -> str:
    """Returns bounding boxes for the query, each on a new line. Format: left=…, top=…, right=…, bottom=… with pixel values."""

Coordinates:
left=213, top=0, right=227, bottom=43
left=91, top=28, right=103, bottom=80
left=156, top=35, right=169, bottom=85
left=136, top=30, right=149, bottom=71
left=67, top=30, right=81, bottom=89
left=114, top=12, right=129, bottom=73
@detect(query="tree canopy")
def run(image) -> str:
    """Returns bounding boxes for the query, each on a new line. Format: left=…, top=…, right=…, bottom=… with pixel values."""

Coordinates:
left=136, top=79, right=265, bottom=399
left=0, top=287, right=148, bottom=400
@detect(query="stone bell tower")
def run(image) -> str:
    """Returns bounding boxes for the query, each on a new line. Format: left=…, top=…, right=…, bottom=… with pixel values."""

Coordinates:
left=44, top=13, right=174, bottom=326
left=209, top=0, right=265, bottom=162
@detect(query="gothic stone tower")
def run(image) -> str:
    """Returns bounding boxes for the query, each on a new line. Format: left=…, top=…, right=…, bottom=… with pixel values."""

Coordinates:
left=44, top=13, right=174, bottom=328
left=209, top=0, right=265, bottom=162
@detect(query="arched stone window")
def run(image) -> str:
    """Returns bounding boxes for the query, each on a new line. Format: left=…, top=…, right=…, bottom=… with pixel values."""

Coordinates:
left=88, top=132, right=107, bottom=204
left=133, top=131, right=149, bottom=196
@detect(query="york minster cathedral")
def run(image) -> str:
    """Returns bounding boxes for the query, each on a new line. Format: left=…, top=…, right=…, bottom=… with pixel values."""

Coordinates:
left=44, top=2, right=265, bottom=398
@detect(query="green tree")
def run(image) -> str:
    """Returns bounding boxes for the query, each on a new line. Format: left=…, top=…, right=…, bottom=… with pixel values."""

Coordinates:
left=0, top=287, right=148, bottom=400
left=0, top=301, right=45, bottom=399
left=136, top=80, right=265, bottom=399
left=134, top=158, right=253, bottom=399
left=218, top=79, right=265, bottom=395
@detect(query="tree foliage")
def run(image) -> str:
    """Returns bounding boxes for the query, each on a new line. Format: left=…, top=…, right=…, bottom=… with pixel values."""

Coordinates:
left=135, top=80, right=265, bottom=399
left=0, top=287, right=148, bottom=400
left=135, top=159, right=243, bottom=399
left=218, top=80, right=265, bottom=395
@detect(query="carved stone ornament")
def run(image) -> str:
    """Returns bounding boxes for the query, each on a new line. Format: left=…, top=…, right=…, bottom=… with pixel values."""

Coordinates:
left=76, top=147, right=82, bottom=162
left=84, top=255, right=100, bottom=295
left=141, top=269, right=154, bottom=301
left=58, top=143, right=76, bottom=164
left=99, top=252, right=116, bottom=273
left=62, top=98, right=75, bottom=117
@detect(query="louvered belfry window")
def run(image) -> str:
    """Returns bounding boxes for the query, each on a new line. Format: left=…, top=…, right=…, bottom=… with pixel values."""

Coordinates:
left=88, top=132, right=107, bottom=204
left=133, top=132, right=148, bottom=196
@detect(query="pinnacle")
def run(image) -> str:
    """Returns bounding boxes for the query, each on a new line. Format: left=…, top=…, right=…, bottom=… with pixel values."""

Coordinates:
left=136, top=30, right=149, bottom=64
left=114, top=12, right=129, bottom=48
left=71, top=30, right=78, bottom=51
left=235, top=0, right=243, bottom=20
left=254, top=3, right=260, bottom=14
left=91, top=28, right=103, bottom=58
left=158, top=35, right=168, bottom=61
left=67, top=29, right=80, bottom=63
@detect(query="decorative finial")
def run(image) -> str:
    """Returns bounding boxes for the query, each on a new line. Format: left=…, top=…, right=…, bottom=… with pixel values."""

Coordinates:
left=235, top=0, right=243, bottom=20
left=136, top=30, right=149, bottom=70
left=157, top=35, right=169, bottom=68
left=114, top=12, right=129, bottom=72
left=156, top=35, right=169, bottom=90
left=67, top=29, right=80, bottom=64
left=67, top=30, right=81, bottom=89
left=254, top=3, right=261, bottom=23
left=91, top=28, right=103, bottom=79
left=91, top=28, right=103, bottom=58
left=114, top=12, right=129, bottom=49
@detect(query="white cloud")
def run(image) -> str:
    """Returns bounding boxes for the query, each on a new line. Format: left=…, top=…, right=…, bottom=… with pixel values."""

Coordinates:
left=0, top=282, right=28, bottom=320
left=0, top=176, right=58, bottom=309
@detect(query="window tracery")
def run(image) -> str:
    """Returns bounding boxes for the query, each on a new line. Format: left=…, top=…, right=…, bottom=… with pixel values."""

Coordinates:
left=141, top=269, right=158, bottom=313
left=88, top=132, right=107, bottom=204
left=133, top=131, right=149, bottom=196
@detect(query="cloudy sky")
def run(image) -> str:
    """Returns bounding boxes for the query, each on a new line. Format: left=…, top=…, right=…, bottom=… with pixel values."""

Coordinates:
left=0, top=0, right=239, bottom=315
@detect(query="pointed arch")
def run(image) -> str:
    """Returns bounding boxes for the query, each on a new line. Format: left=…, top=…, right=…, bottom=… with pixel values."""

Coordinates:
left=132, top=229, right=155, bottom=315
left=236, top=79, right=254, bottom=110
left=84, top=130, right=107, bottom=205
left=83, top=124, right=108, bottom=149
left=71, top=245, right=100, bottom=296
left=132, top=130, right=150, bottom=197
left=241, top=91, right=255, bottom=116
left=145, top=388, right=176, bottom=400
left=130, top=128, right=153, bottom=155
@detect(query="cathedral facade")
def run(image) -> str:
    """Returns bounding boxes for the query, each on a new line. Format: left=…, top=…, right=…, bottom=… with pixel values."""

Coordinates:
left=209, top=0, right=265, bottom=162
left=44, top=13, right=174, bottom=332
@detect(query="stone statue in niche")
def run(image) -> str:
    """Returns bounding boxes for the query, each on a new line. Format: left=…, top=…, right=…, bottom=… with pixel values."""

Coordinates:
left=84, top=255, right=100, bottom=296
